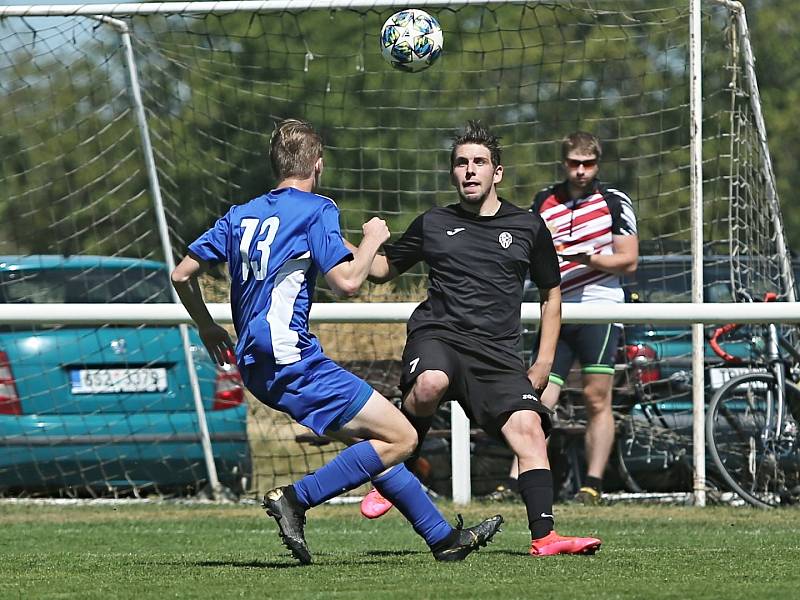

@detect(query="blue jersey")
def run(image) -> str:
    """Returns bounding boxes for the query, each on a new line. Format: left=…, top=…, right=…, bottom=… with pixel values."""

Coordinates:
left=189, top=187, right=352, bottom=367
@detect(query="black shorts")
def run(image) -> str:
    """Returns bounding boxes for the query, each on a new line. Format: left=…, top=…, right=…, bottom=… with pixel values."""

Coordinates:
left=399, top=335, right=553, bottom=439
left=531, top=323, right=622, bottom=386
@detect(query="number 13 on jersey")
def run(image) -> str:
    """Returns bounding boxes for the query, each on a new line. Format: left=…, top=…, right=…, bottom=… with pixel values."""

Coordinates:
left=239, top=217, right=280, bottom=281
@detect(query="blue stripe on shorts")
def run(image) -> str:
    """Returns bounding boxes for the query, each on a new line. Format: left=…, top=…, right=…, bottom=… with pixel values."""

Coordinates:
left=326, top=380, right=374, bottom=432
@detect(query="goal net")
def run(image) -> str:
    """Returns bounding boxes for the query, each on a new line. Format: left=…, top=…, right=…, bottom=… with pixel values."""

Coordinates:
left=0, top=0, right=792, bottom=499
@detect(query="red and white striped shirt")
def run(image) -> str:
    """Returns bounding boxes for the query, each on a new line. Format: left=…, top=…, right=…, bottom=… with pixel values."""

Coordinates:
left=531, top=180, right=637, bottom=304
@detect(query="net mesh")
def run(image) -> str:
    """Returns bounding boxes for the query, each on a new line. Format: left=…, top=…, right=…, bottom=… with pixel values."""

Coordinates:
left=0, top=0, right=793, bottom=498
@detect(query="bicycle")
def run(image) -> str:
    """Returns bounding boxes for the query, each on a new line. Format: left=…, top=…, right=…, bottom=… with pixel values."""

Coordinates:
left=705, top=293, right=800, bottom=508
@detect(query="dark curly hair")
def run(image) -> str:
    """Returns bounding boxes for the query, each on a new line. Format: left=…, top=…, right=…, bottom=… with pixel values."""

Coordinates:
left=450, top=120, right=502, bottom=171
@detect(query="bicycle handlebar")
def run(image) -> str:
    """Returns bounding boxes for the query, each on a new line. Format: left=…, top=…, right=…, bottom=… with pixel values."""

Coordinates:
left=709, top=292, right=778, bottom=362
left=709, top=323, right=744, bottom=363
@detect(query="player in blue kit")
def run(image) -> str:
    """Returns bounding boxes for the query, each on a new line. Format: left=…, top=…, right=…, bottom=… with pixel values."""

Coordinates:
left=171, top=118, right=502, bottom=564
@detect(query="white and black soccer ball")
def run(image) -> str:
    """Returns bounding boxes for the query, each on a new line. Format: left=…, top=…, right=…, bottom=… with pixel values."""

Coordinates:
left=379, top=9, right=443, bottom=73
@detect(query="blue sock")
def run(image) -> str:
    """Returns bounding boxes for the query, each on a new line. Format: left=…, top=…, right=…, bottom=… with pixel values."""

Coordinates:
left=373, top=464, right=453, bottom=548
left=294, top=440, right=385, bottom=508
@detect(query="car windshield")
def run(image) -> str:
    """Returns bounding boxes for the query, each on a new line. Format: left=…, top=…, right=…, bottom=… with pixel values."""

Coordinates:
left=0, top=267, right=172, bottom=304
left=624, top=259, right=797, bottom=303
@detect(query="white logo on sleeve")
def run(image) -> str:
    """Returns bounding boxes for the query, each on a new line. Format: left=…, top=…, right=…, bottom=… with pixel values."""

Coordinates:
left=446, top=227, right=466, bottom=236
left=409, top=357, right=420, bottom=373
left=499, top=231, right=513, bottom=248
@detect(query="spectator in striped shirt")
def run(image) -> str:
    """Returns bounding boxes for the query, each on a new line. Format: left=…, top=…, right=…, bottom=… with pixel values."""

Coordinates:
left=528, top=131, right=639, bottom=504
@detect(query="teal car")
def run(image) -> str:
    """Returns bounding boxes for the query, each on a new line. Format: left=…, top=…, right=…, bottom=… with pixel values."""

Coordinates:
left=0, top=255, right=251, bottom=496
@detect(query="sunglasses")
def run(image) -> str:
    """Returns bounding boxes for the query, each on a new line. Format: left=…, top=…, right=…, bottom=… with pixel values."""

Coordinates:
left=565, top=158, right=598, bottom=169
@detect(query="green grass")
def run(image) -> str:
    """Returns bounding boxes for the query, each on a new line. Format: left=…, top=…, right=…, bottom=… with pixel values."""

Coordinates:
left=1, top=501, right=799, bottom=599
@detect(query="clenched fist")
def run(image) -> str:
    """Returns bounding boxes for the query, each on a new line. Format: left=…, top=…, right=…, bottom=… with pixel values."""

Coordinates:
left=362, top=217, right=390, bottom=245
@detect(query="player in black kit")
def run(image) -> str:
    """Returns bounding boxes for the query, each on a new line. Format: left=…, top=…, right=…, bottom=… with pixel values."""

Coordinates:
left=360, top=121, right=602, bottom=556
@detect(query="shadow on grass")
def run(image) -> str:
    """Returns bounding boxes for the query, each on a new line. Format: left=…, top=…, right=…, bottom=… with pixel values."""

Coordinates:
left=195, top=559, right=302, bottom=569
left=364, top=549, right=425, bottom=558
left=492, top=549, right=538, bottom=557
left=192, top=552, right=421, bottom=568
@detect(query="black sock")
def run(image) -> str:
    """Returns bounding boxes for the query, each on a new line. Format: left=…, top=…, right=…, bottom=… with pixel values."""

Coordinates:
left=518, top=469, right=555, bottom=540
left=400, top=404, right=434, bottom=469
left=584, top=476, right=603, bottom=492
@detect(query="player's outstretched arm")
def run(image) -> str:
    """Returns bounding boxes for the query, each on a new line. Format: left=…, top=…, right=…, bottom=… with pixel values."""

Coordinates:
left=171, top=253, right=234, bottom=366
left=366, top=253, right=398, bottom=284
left=342, top=239, right=398, bottom=283
left=325, top=217, right=390, bottom=297
left=527, top=285, right=562, bottom=394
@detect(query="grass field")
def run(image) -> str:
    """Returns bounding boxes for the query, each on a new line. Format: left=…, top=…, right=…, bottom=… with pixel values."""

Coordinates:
left=2, top=500, right=799, bottom=599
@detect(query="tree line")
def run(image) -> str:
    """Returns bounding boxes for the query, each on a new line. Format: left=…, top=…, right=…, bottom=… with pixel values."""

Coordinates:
left=0, top=1, right=797, bottom=270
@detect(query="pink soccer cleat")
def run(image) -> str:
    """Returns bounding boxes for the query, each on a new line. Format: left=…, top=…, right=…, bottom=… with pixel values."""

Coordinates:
left=360, top=488, right=395, bottom=519
left=529, top=530, right=602, bottom=556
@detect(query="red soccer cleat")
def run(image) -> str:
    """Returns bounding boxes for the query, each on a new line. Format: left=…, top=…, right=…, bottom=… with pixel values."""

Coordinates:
left=360, top=488, right=395, bottom=519
left=529, top=530, right=602, bottom=556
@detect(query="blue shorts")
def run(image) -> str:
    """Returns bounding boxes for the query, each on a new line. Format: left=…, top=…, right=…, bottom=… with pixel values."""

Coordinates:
left=241, top=350, right=374, bottom=436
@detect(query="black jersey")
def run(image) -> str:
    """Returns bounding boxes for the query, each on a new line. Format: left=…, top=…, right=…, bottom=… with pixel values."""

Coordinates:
left=385, top=199, right=561, bottom=360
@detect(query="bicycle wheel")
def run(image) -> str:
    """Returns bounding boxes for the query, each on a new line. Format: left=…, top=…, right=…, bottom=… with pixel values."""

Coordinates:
left=706, top=373, right=800, bottom=508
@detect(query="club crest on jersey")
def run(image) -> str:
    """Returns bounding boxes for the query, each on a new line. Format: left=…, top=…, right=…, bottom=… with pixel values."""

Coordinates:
left=498, top=231, right=513, bottom=248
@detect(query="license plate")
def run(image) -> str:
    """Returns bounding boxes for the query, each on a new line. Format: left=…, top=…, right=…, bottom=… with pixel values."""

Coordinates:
left=708, top=367, right=767, bottom=390
left=70, top=368, right=168, bottom=394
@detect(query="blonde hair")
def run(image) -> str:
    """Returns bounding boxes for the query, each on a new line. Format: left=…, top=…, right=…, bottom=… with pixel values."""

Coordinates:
left=269, top=118, right=324, bottom=180
left=561, top=131, right=602, bottom=160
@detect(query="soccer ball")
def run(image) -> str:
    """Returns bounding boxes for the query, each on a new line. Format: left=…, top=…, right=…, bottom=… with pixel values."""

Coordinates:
left=379, top=9, right=443, bottom=73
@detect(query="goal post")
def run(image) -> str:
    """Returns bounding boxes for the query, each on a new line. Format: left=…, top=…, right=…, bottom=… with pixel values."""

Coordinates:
left=0, top=0, right=794, bottom=501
